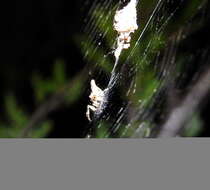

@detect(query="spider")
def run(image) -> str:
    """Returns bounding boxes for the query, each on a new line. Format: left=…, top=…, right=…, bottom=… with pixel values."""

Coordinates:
left=86, top=79, right=105, bottom=121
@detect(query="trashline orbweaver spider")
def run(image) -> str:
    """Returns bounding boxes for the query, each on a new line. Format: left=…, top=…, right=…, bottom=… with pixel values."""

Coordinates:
left=86, top=79, right=105, bottom=121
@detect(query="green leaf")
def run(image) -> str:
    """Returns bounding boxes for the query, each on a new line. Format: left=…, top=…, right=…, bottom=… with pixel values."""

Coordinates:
left=53, top=59, right=67, bottom=86
left=30, top=121, right=53, bottom=138
left=183, top=113, right=203, bottom=137
left=4, top=94, right=28, bottom=128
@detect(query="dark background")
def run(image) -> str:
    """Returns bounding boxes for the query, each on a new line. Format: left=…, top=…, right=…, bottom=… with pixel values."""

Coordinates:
left=1, top=0, right=89, bottom=137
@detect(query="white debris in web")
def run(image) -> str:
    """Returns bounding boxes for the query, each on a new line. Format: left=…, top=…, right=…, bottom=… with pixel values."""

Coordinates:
left=113, top=0, right=138, bottom=59
left=86, top=0, right=138, bottom=122
left=86, top=79, right=105, bottom=121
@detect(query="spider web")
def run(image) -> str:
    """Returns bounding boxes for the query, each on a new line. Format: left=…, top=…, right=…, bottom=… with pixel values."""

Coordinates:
left=80, top=0, right=209, bottom=138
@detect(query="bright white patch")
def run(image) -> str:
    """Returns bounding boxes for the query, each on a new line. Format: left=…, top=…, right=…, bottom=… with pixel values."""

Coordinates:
left=90, top=79, right=104, bottom=99
left=113, top=0, right=138, bottom=59
left=86, top=79, right=105, bottom=121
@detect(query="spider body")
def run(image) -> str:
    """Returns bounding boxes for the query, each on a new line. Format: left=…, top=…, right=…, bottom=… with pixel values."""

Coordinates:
left=86, top=79, right=105, bottom=121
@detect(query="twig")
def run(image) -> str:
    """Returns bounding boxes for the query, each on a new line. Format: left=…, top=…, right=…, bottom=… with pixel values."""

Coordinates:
left=20, top=67, right=88, bottom=137
left=157, top=68, right=210, bottom=137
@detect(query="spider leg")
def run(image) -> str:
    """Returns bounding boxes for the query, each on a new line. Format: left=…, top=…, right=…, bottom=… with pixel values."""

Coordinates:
left=86, top=105, right=97, bottom=121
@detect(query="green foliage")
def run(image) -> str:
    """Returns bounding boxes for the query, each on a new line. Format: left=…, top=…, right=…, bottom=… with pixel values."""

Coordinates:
left=183, top=113, right=203, bottom=137
left=74, top=35, right=113, bottom=73
left=130, top=68, right=160, bottom=107
left=0, top=94, right=53, bottom=138
left=96, top=122, right=110, bottom=138
left=89, top=5, right=116, bottom=47
left=120, top=121, right=153, bottom=138
left=65, top=77, right=84, bottom=105
left=0, top=59, right=69, bottom=138
left=5, top=95, right=28, bottom=128
left=29, top=121, right=53, bottom=138
left=32, top=59, right=67, bottom=104
left=82, top=0, right=207, bottom=138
